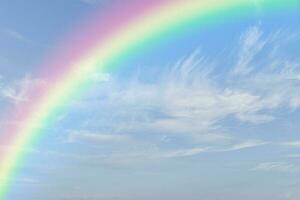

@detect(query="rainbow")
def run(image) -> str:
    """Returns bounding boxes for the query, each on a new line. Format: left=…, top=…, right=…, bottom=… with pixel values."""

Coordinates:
left=0, top=0, right=298, bottom=199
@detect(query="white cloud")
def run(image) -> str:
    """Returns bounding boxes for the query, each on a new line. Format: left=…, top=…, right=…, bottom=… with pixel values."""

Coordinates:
left=66, top=130, right=130, bottom=143
left=0, top=74, right=45, bottom=104
left=114, top=54, right=271, bottom=134
left=217, top=140, right=268, bottom=152
left=47, top=140, right=267, bottom=166
left=282, top=141, right=300, bottom=147
left=233, top=25, right=266, bottom=75
left=229, top=29, right=300, bottom=110
left=89, top=54, right=286, bottom=134
left=159, top=140, right=267, bottom=159
left=253, top=162, right=300, bottom=173
left=67, top=27, right=300, bottom=149
left=8, top=26, right=297, bottom=169
left=160, top=147, right=209, bottom=158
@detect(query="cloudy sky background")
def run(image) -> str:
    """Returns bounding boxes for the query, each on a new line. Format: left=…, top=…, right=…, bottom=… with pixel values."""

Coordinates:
left=1, top=0, right=300, bottom=200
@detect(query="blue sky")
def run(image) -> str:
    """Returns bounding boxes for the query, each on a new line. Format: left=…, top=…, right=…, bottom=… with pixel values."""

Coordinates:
left=1, top=1, right=300, bottom=200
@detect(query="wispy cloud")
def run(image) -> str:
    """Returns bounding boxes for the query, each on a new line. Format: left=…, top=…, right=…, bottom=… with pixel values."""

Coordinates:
left=253, top=162, right=300, bottom=173
left=66, top=130, right=130, bottom=143
left=2, top=26, right=297, bottom=173
left=160, top=140, right=267, bottom=159
left=160, top=147, right=209, bottom=158
left=213, top=140, right=268, bottom=152
left=45, top=140, right=267, bottom=167
left=0, top=74, right=45, bottom=104
left=62, top=26, right=300, bottom=155
left=97, top=53, right=272, bottom=133
left=233, top=25, right=266, bottom=75
left=282, top=141, right=300, bottom=147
